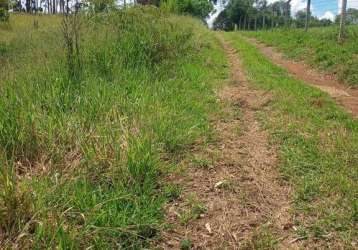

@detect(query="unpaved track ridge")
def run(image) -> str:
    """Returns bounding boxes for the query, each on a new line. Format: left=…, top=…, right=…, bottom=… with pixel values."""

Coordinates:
left=247, top=38, right=358, bottom=118
left=159, top=35, right=296, bottom=249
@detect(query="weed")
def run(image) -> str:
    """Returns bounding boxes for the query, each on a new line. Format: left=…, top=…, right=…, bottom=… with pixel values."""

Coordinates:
left=164, top=184, right=182, bottom=201
left=241, top=225, right=278, bottom=250
left=179, top=194, right=207, bottom=225
left=61, top=13, right=82, bottom=82
left=191, top=156, right=214, bottom=169
left=180, top=238, right=193, bottom=250
left=0, top=163, right=34, bottom=240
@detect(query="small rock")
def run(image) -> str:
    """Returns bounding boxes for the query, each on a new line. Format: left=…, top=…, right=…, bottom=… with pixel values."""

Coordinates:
left=205, top=223, right=212, bottom=234
left=214, top=181, right=224, bottom=188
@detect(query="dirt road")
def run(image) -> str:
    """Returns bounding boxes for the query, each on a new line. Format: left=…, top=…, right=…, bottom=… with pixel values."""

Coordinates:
left=159, top=35, right=296, bottom=250
left=247, top=38, right=358, bottom=119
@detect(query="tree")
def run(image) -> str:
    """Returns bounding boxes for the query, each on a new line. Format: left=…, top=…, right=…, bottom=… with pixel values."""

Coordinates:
left=0, top=0, right=9, bottom=21
left=336, top=8, right=358, bottom=25
left=88, top=0, right=115, bottom=12
left=213, top=8, right=234, bottom=30
left=295, top=9, right=333, bottom=28
left=225, top=0, right=253, bottom=29
left=0, top=0, right=8, bottom=9
left=10, top=0, right=22, bottom=12
left=190, top=0, right=214, bottom=20
left=161, top=0, right=214, bottom=20
left=347, top=8, right=358, bottom=24
left=295, top=9, right=308, bottom=28
left=138, top=0, right=161, bottom=5
left=213, top=0, right=292, bottom=31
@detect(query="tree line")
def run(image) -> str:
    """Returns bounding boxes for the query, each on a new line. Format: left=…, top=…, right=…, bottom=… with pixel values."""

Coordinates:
left=213, top=0, right=358, bottom=31
left=0, top=0, right=214, bottom=19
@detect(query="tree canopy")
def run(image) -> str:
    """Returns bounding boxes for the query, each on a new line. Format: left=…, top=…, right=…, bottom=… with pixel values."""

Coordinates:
left=161, top=0, right=214, bottom=20
left=0, top=0, right=9, bottom=22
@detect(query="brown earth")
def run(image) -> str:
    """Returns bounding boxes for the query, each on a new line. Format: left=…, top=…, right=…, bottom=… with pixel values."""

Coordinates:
left=247, top=38, right=358, bottom=119
left=157, top=36, right=297, bottom=249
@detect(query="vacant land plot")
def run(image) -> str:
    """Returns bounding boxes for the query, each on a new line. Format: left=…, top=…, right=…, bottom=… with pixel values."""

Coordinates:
left=1, top=6, right=357, bottom=250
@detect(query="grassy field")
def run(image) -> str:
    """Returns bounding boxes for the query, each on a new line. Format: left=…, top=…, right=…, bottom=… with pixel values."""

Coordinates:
left=0, top=9, right=227, bottom=248
left=224, top=32, right=357, bottom=248
left=2, top=8, right=357, bottom=249
left=244, top=26, right=358, bottom=86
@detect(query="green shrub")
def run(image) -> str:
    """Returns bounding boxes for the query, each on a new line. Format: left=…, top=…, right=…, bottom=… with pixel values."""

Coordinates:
left=0, top=7, right=9, bottom=22
left=161, top=0, right=213, bottom=20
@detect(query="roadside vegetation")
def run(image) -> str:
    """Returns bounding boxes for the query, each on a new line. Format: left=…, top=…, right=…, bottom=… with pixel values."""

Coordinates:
left=0, top=7, right=226, bottom=248
left=224, top=32, right=357, bottom=248
left=244, top=25, right=358, bottom=86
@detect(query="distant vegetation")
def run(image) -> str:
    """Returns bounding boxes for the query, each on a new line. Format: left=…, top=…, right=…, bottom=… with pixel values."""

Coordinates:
left=0, top=7, right=226, bottom=248
left=0, top=0, right=9, bottom=22
left=161, top=0, right=214, bottom=20
left=244, top=25, right=358, bottom=85
left=213, top=0, right=358, bottom=31
left=2, top=0, right=214, bottom=21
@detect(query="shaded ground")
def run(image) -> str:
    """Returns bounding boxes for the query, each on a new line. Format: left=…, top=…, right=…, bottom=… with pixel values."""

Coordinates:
left=158, top=36, right=296, bottom=249
left=247, top=38, right=358, bottom=119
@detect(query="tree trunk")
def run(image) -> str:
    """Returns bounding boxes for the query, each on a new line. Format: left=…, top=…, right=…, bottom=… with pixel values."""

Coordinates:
left=262, top=15, right=265, bottom=29
left=25, top=0, right=31, bottom=12
left=52, top=0, right=56, bottom=14
left=339, top=0, right=347, bottom=42
left=243, top=15, right=247, bottom=30
left=305, top=0, right=311, bottom=31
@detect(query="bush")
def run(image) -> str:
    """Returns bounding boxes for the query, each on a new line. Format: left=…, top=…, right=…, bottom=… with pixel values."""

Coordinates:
left=161, top=0, right=213, bottom=20
left=0, top=8, right=9, bottom=22
left=86, top=6, right=194, bottom=70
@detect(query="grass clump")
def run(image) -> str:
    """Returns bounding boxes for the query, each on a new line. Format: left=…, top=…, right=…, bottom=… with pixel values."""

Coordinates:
left=241, top=226, right=279, bottom=250
left=179, top=194, right=207, bottom=225
left=0, top=7, right=227, bottom=249
left=180, top=238, right=193, bottom=250
left=224, top=32, right=358, bottom=247
left=244, top=25, right=358, bottom=86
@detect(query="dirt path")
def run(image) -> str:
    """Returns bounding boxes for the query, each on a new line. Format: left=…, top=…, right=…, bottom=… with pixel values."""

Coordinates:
left=247, top=38, right=358, bottom=119
left=158, top=36, right=296, bottom=249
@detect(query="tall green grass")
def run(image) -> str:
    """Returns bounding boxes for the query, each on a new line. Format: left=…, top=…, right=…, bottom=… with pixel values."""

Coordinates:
left=244, top=25, right=358, bottom=86
left=0, top=8, right=227, bottom=248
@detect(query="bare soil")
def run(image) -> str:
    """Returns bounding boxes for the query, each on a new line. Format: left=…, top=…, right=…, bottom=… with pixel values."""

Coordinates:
left=247, top=38, right=358, bottom=118
left=158, top=36, right=296, bottom=249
